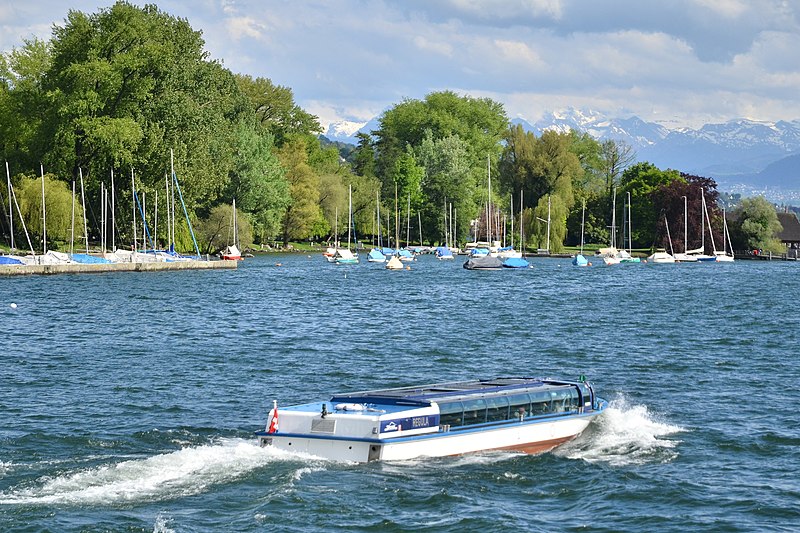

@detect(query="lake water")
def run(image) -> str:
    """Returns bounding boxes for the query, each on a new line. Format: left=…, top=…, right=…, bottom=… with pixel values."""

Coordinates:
left=1, top=253, right=799, bottom=532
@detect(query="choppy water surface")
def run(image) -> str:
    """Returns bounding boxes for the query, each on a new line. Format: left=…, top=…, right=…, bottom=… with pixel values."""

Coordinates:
left=1, top=254, right=799, bottom=531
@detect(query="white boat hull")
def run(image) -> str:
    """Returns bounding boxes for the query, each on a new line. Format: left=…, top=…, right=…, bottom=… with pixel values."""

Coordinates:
left=262, top=414, right=595, bottom=462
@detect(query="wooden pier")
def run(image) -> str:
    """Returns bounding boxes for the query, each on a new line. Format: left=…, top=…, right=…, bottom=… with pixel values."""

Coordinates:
left=0, top=259, right=238, bottom=276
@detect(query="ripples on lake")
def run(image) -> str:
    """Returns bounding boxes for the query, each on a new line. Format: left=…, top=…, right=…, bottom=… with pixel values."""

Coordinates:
left=1, top=254, right=799, bottom=531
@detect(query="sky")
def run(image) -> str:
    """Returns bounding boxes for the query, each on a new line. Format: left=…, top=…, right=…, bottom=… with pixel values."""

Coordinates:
left=2, top=0, right=800, bottom=131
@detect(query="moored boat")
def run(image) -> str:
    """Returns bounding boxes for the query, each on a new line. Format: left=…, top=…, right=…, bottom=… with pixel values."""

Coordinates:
left=256, top=377, right=606, bottom=462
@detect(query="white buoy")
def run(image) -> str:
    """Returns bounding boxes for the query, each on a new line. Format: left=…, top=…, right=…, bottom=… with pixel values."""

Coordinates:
left=10, top=303, right=17, bottom=309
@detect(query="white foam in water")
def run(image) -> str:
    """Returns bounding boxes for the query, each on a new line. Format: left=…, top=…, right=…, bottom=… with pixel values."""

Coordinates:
left=0, top=438, right=324, bottom=506
left=555, top=396, right=685, bottom=466
left=152, top=513, right=175, bottom=533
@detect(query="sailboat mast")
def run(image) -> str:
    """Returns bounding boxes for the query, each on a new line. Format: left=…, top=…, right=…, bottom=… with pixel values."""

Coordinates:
left=700, top=188, right=705, bottom=253
left=154, top=191, right=158, bottom=250
left=111, top=169, right=116, bottom=251
left=70, top=180, right=75, bottom=255
left=406, top=193, right=410, bottom=248
left=8, top=179, right=35, bottom=254
left=627, top=191, right=632, bottom=253
left=132, top=168, right=137, bottom=251
left=665, top=214, right=674, bottom=255
left=487, top=155, right=492, bottom=242
left=101, top=183, right=105, bottom=254
left=348, top=185, right=352, bottom=251
left=510, top=194, right=515, bottom=249
left=79, top=168, right=89, bottom=254
left=611, top=188, right=617, bottom=249
left=682, top=195, right=688, bottom=253
left=6, top=161, right=13, bottom=250
left=40, top=164, right=46, bottom=253
left=546, top=194, right=551, bottom=253
left=519, top=190, right=524, bottom=254
left=723, top=208, right=733, bottom=255
left=580, top=199, right=585, bottom=255
left=233, top=197, right=238, bottom=249
left=702, top=188, right=717, bottom=253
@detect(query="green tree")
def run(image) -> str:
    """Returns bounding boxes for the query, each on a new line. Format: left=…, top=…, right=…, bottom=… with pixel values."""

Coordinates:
left=619, top=162, right=681, bottom=247
left=277, top=137, right=321, bottom=246
left=414, top=131, right=474, bottom=244
left=350, top=132, right=376, bottom=179
left=374, top=90, right=508, bottom=229
left=195, top=203, right=253, bottom=254
left=732, top=196, right=783, bottom=252
left=227, top=123, right=289, bottom=242
left=15, top=173, right=85, bottom=251
left=235, top=74, right=320, bottom=145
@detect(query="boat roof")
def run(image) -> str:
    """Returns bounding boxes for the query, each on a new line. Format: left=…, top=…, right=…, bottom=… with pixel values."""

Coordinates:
left=330, top=377, right=576, bottom=406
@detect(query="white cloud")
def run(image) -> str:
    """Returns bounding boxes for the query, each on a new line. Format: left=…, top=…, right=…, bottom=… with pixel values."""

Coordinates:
left=224, top=16, right=269, bottom=41
left=413, top=35, right=453, bottom=57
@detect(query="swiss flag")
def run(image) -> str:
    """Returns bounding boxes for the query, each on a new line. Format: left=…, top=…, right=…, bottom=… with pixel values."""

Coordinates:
left=267, top=400, right=279, bottom=433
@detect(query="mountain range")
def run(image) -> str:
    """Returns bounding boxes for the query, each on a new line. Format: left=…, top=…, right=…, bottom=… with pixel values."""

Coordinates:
left=324, top=109, right=800, bottom=199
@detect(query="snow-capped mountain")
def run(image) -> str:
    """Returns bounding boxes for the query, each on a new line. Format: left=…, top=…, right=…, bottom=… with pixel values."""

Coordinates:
left=324, top=120, right=367, bottom=141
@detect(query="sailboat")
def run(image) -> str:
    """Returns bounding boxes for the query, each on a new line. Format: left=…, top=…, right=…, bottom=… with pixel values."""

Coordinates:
left=498, top=193, right=523, bottom=260
left=648, top=213, right=676, bottom=263
left=386, top=184, right=403, bottom=270
left=334, top=185, right=359, bottom=264
left=688, top=188, right=716, bottom=262
left=673, top=195, right=698, bottom=262
left=368, top=191, right=386, bottom=262
left=503, top=190, right=529, bottom=268
left=221, top=198, right=243, bottom=260
left=617, top=191, right=641, bottom=263
left=572, top=199, right=589, bottom=266
left=714, top=208, right=735, bottom=262
left=596, top=188, right=621, bottom=265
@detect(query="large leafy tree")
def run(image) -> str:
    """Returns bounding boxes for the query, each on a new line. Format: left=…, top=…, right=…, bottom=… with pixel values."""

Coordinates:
left=731, top=196, right=783, bottom=252
left=619, top=162, right=681, bottom=247
left=374, top=91, right=507, bottom=228
left=3, top=2, right=259, bottom=250
left=226, top=123, right=289, bottom=242
left=414, top=131, right=473, bottom=244
left=235, top=74, right=321, bottom=146
left=277, top=137, right=321, bottom=246
left=651, top=173, right=721, bottom=253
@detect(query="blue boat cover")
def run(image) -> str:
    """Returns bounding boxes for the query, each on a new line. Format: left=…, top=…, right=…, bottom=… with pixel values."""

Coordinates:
left=398, top=249, right=414, bottom=258
left=0, top=256, right=23, bottom=265
left=572, top=254, right=589, bottom=266
left=469, top=247, right=490, bottom=256
left=502, top=257, right=529, bottom=268
left=368, top=249, right=386, bottom=260
left=71, top=253, right=113, bottom=264
left=435, top=246, right=453, bottom=258
left=381, top=247, right=396, bottom=256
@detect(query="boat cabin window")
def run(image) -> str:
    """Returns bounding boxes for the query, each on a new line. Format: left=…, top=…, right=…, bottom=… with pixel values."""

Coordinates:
left=507, top=393, right=532, bottom=417
left=461, top=398, right=487, bottom=425
left=436, top=387, right=581, bottom=428
left=438, top=401, right=464, bottom=428
left=485, top=396, right=510, bottom=422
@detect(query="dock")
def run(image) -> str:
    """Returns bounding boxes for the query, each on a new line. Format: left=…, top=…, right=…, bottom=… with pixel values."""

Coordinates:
left=0, top=259, right=238, bottom=276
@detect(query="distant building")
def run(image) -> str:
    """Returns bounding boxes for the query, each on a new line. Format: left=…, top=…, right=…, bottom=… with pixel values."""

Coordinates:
left=776, top=212, right=800, bottom=258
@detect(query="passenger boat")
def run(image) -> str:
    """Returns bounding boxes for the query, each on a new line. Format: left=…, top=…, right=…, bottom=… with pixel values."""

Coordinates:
left=256, top=376, right=606, bottom=462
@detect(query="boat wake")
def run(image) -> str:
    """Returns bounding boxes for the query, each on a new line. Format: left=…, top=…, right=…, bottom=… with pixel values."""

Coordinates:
left=0, top=438, right=321, bottom=506
left=555, top=396, right=685, bottom=466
